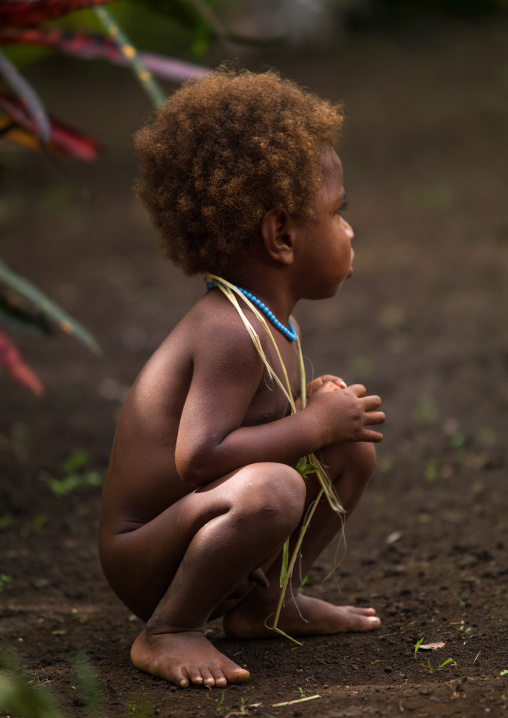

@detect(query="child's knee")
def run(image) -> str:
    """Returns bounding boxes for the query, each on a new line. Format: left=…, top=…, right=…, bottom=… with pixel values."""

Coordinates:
left=349, top=442, right=377, bottom=482
left=236, top=463, right=305, bottom=534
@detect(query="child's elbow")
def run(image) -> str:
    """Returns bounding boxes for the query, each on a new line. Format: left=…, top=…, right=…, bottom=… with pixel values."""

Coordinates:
left=175, top=449, right=214, bottom=488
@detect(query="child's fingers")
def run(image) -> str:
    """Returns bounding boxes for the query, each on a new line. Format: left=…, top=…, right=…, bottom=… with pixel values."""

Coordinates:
left=307, top=375, right=347, bottom=395
left=321, top=380, right=342, bottom=393
left=365, top=411, right=386, bottom=426
left=319, top=374, right=347, bottom=389
left=361, top=428, right=384, bottom=443
left=348, top=383, right=367, bottom=397
left=308, top=378, right=344, bottom=395
left=362, top=394, right=382, bottom=411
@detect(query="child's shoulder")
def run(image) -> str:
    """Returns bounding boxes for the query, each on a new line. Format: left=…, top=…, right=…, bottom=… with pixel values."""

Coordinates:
left=173, top=290, right=266, bottom=368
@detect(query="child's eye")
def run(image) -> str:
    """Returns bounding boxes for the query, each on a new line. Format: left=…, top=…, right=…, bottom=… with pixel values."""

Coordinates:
left=336, top=202, right=349, bottom=215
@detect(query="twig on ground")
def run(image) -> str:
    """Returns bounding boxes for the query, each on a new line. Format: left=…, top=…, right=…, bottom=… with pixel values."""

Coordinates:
left=272, top=695, right=321, bottom=707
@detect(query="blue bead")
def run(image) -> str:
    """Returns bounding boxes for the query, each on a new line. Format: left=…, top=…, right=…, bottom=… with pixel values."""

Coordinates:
left=205, top=278, right=297, bottom=341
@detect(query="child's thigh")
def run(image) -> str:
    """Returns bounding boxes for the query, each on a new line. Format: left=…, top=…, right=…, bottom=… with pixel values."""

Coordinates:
left=318, top=441, right=377, bottom=493
left=100, top=461, right=304, bottom=619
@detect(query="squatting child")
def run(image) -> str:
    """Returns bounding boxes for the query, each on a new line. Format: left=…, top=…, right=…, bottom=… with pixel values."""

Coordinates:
left=99, top=68, right=386, bottom=689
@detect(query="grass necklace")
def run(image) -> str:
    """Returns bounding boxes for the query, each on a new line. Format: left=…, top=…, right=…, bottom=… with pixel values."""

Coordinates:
left=206, top=281, right=298, bottom=342
left=206, top=274, right=346, bottom=644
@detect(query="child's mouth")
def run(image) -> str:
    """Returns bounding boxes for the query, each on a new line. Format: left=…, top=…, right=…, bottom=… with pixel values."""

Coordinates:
left=347, top=266, right=354, bottom=278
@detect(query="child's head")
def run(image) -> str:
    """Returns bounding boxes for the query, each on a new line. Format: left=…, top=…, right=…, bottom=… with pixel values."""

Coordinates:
left=135, top=67, right=345, bottom=276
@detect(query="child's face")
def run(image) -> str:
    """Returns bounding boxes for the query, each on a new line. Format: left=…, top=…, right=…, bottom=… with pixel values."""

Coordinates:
left=296, top=148, right=354, bottom=299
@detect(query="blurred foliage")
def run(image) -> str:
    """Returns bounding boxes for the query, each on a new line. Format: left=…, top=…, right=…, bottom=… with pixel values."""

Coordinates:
left=40, top=449, right=103, bottom=497
left=0, top=645, right=64, bottom=718
left=2, top=0, right=506, bottom=397
left=412, top=397, right=439, bottom=426
left=0, top=645, right=106, bottom=718
left=0, top=0, right=213, bottom=396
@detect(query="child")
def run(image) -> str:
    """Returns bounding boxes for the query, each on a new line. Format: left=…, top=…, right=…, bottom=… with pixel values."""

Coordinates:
left=99, top=67, right=385, bottom=690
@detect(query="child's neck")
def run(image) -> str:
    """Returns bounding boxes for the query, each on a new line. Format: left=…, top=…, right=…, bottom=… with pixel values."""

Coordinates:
left=218, top=267, right=297, bottom=325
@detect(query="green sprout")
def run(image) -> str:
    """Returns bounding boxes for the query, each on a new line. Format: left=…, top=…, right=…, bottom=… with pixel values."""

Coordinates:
left=457, top=596, right=471, bottom=608
left=367, top=659, right=382, bottom=670
left=0, top=514, right=12, bottom=531
left=438, top=658, right=457, bottom=671
left=500, top=670, right=508, bottom=677
left=449, top=431, right=466, bottom=449
left=0, top=574, right=11, bottom=590
left=414, top=637, right=425, bottom=660
left=217, top=694, right=252, bottom=716
left=33, top=514, right=48, bottom=531
left=475, top=427, right=495, bottom=448
left=424, top=458, right=440, bottom=483
left=425, top=657, right=457, bottom=674
left=40, top=450, right=103, bottom=498
left=128, top=696, right=153, bottom=716
left=412, top=397, right=439, bottom=426
left=217, top=692, right=225, bottom=712
left=456, top=625, right=472, bottom=639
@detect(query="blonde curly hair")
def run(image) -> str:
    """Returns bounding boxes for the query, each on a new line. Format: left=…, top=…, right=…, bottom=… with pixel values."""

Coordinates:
left=135, top=67, right=345, bottom=275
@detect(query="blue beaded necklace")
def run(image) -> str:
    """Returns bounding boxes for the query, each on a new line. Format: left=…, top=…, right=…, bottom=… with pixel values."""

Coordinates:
left=206, top=280, right=298, bottom=342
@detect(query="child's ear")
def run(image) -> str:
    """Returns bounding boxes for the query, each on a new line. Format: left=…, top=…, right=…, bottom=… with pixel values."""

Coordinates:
left=260, top=208, right=295, bottom=265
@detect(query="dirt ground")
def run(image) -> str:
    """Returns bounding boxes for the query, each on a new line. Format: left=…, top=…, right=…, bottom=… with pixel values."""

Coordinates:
left=1, top=17, right=508, bottom=718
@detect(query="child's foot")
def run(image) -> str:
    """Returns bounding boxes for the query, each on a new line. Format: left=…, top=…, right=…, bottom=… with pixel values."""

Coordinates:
left=131, top=628, right=250, bottom=688
left=223, top=593, right=380, bottom=639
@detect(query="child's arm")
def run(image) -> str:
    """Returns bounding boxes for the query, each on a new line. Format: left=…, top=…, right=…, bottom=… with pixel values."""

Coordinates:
left=175, top=316, right=384, bottom=487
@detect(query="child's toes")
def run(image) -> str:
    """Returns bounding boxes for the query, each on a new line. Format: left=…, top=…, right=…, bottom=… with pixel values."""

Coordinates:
left=197, top=664, right=216, bottom=687
left=208, top=663, right=227, bottom=687
left=174, top=670, right=189, bottom=688
left=186, top=665, right=204, bottom=686
left=227, top=666, right=250, bottom=684
left=356, top=615, right=380, bottom=631
left=352, top=606, right=376, bottom=615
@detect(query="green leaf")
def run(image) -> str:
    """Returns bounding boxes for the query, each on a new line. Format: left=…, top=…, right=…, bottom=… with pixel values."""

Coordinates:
left=93, top=5, right=166, bottom=109
left=61, top=449, right=89, bottom=475
left=0, top=259, right=100, bottom=354
left=0, top=48, right=50, bottom=141
left=414, top=636, right=425, bottom=658
left=295, top=456, right=319, bottom=479
left=0, top=294, right=52, bottom=336
left=438, top=658, right=457, bottom=670
left=70, top=650, right=105, bottom=718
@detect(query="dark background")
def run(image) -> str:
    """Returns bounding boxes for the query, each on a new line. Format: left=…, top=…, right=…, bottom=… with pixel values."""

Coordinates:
left=1, top=3, right=508, bottom=715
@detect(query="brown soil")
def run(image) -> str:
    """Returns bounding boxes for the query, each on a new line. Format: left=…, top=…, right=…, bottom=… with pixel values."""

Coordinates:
left=1, top=18, right=508, bottom=718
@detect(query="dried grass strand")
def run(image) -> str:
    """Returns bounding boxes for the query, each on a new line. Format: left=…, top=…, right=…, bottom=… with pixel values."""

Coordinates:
left=206, top=274, right=346, bottom=639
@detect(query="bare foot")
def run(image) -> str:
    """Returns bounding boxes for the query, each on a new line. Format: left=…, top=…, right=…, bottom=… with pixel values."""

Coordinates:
left=131, top=628, right=250, bottom=688
left=224, top=593, right=381, bottom=639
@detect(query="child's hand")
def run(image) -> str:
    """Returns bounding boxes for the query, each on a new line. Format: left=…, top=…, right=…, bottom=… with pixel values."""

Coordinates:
left=305, top=383, right=385, bottom=445
left=295, top=375, right=346, bottom=410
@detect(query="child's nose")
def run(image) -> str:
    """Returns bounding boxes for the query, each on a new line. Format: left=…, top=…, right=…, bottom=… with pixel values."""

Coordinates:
left=343, top=218, right=354, bottom=240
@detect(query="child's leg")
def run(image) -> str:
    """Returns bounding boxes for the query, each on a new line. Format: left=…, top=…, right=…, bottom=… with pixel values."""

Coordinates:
left=224, top=442, right=380, bottom=638
left=100, top=462, right=306, bottom=688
